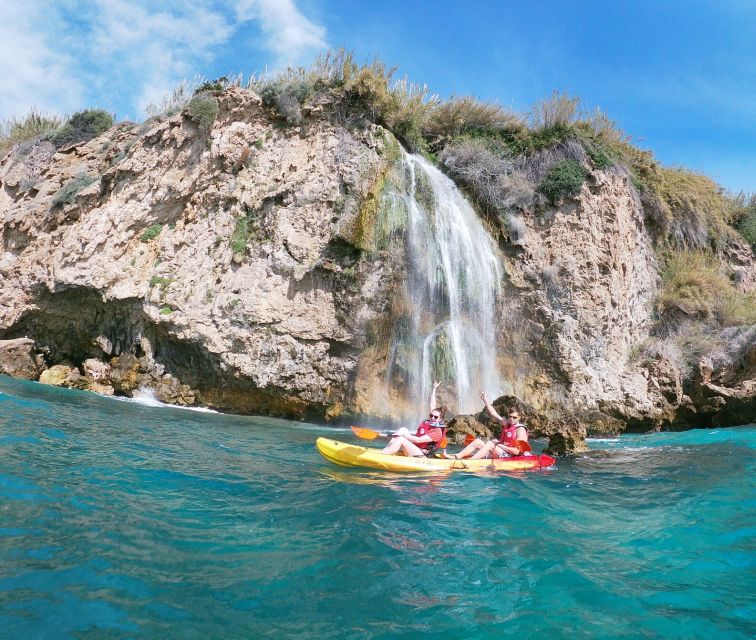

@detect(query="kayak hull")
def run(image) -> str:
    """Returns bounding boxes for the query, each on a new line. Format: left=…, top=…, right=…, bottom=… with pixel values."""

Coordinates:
left=316, top=438, right=555, bottom=473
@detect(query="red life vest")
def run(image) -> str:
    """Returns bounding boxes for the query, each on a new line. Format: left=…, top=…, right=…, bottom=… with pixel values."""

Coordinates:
left=499, top=421, right=527, bottom=446
left=415, top=420, right=445, bottom=450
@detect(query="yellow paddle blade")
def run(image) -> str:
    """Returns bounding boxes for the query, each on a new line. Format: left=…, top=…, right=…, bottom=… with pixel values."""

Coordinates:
left=463, top=433, right=476, bottom=446
left=439, top=437, right=448, bottom=449
left=351, top=426, right=380, bottom=440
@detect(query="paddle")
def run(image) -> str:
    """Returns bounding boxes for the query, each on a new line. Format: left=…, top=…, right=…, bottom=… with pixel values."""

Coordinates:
left=516, top=439, right=532, bottom=453
left=350, top=426, right=388, bottom=440
left=352, top=425, right=448, bottom=451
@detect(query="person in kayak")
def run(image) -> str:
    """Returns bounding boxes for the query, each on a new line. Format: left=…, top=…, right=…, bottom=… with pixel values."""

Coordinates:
left=449, top=393, right=528, bottom=459
left=381, top=381, right=446, bottom=457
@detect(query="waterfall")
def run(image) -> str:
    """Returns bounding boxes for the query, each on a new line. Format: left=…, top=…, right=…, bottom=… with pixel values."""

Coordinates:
left=384, top=152, right=503, bottom=418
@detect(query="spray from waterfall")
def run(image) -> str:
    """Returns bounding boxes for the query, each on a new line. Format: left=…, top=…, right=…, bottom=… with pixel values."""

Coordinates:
left=384, top=151, right=503, bottom=419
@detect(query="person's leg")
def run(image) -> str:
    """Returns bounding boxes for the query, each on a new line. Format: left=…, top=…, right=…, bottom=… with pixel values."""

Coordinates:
left=381, top=436, right=405, bottom=455
left=453, top=438, right=485, bottom=459
left=399, top=440, right=426, bottom=457
left=382, top=436, right=426, bottom=456
left=470, top=441, right=496, bottom=460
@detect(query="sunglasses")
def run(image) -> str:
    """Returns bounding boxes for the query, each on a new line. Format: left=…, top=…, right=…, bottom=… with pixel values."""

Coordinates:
left=509, top=415, right=520, bottom=419
left=429, top=414, right=441, bottom=420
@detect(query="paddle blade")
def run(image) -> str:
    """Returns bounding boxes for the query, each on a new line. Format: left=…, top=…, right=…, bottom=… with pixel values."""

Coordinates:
left=516, top=439, right=532, bottom=452
left=351, top=426, right=379, bottom=440
left=439, top=437, right=448, bottom=449
left=463, top=433, right=476, bottom=446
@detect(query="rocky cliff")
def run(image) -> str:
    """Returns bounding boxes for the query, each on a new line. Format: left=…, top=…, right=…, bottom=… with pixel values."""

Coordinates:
left=1, top=85, right=753, bottom=451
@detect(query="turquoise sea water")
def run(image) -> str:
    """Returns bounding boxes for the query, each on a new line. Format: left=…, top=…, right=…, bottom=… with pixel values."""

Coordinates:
left=0, top=376, right=753, bottom=639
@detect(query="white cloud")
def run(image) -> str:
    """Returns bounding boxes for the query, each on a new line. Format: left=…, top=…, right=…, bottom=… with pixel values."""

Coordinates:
left=233, top=0, right=328, bottom=68
left=0, top=0, right=83, bottom=119
left=0, top=0, right=328, bottom=121
left=85, top=0, right=236, bottom=116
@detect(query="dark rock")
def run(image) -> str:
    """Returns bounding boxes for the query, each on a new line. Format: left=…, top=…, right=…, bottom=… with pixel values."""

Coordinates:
left=446, top=414, right=490, bottom=444
left=39, top=363, right=87, bottom=389
left=0, top=338, right=41, bottom=380
left=109, top=353, right=141, bottom=393
left=154, top=376, right=195, bottom=406
left=539, top=414, right=589, bottom=455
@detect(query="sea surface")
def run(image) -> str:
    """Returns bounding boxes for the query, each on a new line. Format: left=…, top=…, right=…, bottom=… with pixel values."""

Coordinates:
left=0, top=376, right=753, bottom=639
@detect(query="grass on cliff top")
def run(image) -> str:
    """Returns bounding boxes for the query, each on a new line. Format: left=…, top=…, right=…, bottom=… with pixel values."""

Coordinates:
left=0, top=109, right=63, bottom=156
left=657, top=250, right=756, bottom=328
left=48, top=109, right=114, bottom=148
left=6, top=50, right=751, bottom=255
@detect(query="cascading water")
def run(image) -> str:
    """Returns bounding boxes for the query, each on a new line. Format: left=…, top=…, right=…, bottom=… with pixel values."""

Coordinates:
left=384, top=151, right=503, bottom=418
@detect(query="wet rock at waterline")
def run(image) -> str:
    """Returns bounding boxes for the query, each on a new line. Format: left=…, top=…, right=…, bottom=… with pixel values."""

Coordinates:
left=0, top=338, right=42, bottom=380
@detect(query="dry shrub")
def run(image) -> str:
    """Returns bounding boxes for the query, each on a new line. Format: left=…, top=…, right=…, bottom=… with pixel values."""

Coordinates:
left=657, top=250, right=755, bottom=329
left=145, top=78, right=203, bottom=117
left=515, top=138, right=587, bottom=183
left=728, top=192, right=756, bottom=249
left=439, top=139, right=535, bottom=214
left=529, top=91, right=582, bottom=130
left=425, top=97, right=523, bottom=144
left=1, top=109, right=63, bottom=156
left=657, top=167, right=732, bottom=251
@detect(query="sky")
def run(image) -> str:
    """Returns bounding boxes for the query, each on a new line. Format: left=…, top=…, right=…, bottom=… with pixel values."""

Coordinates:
left=1, top=0, right=754, bottom=192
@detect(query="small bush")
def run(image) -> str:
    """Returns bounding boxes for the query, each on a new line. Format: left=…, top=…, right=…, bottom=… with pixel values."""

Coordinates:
left=657, top=250, right=756, bottom=327
left=145, top=76, right=205, bottom=117
left=159, top=306, right=173, bottom=315
left=538, top=159, right=587, bottom=204
left=259, top=72, right=315, bottom=124
left=48, top=109, right=114, bottom=148
left=656, top=167, right=731, bottom=251
left=140, top=224, right=163, bottom=242
left=440, top=139, right=535, bottom=215
left=0, top=109, right=63, bottom=155
left=149, top=276, right=172, bottom=287
left=730, top=192, right=756, bottom=249
left=186, top=93, right=219, bottom=132
left=529, top=91, right=582, bottom=130
left=230, top=216, right=250, bottom=255
left=51, top=173, right=96, bottom=208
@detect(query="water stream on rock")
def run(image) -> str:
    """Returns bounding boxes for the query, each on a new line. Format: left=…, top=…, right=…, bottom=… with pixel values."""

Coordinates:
left=385, top=152, right=503, bottom=418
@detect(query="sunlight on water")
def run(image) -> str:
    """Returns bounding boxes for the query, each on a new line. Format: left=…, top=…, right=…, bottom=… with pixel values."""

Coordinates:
left=0, top=377, right=753, bottom=639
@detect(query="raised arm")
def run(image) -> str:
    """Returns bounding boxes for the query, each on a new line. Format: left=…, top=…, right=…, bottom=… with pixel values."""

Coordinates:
left=429, top=380, right=441, bottom=412
left=480, top=391, right=504, bottom=422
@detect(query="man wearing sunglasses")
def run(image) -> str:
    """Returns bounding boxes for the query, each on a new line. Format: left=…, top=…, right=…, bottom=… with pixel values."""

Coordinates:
left=448, top=392, right=529, bottom=459
left=381, top=381, right=446, bottom=457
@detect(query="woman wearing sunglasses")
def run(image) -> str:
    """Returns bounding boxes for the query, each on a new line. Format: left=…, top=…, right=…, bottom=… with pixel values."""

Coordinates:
left=381, top=381, right=446, bottom=457
left=448, top=392, right=528, bottom=459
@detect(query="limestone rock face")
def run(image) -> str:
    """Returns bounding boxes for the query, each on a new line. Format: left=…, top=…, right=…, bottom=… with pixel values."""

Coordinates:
left=496, top=172, right=660, bottom=420
left=0, top=86, right=752, bottom=431
left=0, top=86, right=398, bottom=415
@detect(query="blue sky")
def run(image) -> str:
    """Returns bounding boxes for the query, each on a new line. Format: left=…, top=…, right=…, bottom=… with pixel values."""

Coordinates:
left=1, top=0, right=753, bottom=192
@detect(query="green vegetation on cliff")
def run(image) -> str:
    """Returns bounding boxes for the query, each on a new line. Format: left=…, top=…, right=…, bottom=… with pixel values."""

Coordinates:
left=0, top=110, right=62, bottom=156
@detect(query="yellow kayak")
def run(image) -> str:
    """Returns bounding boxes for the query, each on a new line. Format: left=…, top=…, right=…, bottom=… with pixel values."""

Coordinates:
left=316, top=438, right=556, bottom=473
